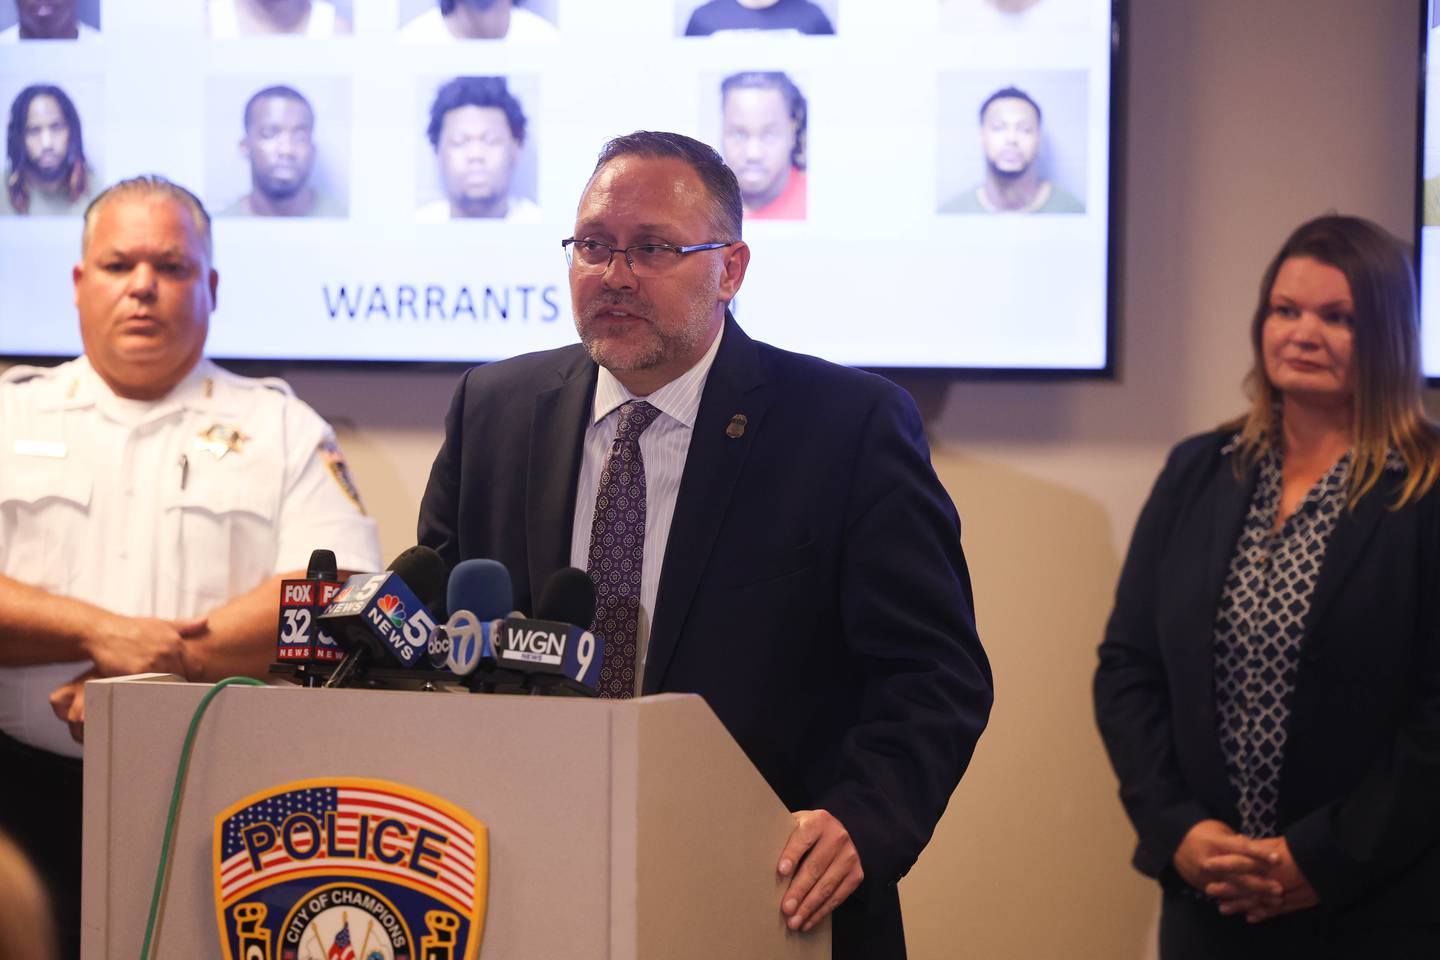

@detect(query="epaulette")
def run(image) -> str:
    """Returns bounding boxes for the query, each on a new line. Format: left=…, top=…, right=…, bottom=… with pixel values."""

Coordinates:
left=0, top=364, right=55, bottom=386
left=206, top=367, right=295, bottom=400
left=258, top=376, right=295, bottom=397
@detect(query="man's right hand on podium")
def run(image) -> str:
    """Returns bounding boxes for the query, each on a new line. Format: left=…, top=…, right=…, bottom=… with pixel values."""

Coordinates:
left=777, top=808, right=865, bottom=934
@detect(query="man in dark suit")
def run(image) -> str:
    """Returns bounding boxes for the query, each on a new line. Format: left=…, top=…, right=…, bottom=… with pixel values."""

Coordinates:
left=418, top=130, right=992, bottom=959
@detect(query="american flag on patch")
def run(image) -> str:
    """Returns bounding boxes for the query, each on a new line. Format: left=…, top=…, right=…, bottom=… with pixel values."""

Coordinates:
left=217, top=785, right=478, bottom=912
left=328, top=918, right=355, bottom=960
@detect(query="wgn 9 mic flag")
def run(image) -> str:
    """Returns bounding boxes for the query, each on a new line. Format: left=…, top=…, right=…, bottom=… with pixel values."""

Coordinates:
left=319, top=546, right=447, bottom=686
left=491, top=567, right=605, bottom=695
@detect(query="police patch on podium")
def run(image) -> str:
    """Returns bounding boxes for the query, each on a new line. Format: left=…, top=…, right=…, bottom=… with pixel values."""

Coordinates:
left=213, top=777, right=487, bottom=960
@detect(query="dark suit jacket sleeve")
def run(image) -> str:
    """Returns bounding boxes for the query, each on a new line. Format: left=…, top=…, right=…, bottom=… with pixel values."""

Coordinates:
left=417, top=369, right=468, bottom=570
left=1284, top=489, right=1440, bottom=910
left=1093, top=442, right=1211, bottom=878
left=816, top=382, right=994, bottom=886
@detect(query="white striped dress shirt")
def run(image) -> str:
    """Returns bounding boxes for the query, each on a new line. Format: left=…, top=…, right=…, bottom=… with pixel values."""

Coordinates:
left=569, top=326, right=725, bottom=694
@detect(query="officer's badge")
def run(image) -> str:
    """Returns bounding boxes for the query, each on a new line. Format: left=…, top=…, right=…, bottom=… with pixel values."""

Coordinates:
left=214, top=777, right=488, bottom=960
left=196, top=423, right=249, bottom=459
left=320, top=438, right=367, bottom=515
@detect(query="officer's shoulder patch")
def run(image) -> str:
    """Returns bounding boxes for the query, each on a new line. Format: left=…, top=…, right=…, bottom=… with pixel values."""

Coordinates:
left=320, top=436, right=366, bottom=515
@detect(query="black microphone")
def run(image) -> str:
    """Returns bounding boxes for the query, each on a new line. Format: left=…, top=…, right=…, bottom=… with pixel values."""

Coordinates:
left=274, top=548, right=348, bottom=687
left=307, top=548, right=338, bottom=581
left=537, top=566, right=596, bottom=628
left=393, top=544, right=449, bottom=621
left=319, top=546, right=448, bottom=688
left=491, top=568, right=606, bottom=696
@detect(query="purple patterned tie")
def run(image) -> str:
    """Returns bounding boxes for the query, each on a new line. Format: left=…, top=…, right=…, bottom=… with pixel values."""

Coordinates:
left=587, top=400, right=662, bottom=699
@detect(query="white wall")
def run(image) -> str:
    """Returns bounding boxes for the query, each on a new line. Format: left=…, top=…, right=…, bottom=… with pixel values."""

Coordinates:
left=3, top=1, right=1422, bottom=955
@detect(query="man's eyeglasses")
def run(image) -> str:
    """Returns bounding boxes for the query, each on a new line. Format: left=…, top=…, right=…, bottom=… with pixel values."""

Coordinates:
left=561, top=238, right=734, bottom=278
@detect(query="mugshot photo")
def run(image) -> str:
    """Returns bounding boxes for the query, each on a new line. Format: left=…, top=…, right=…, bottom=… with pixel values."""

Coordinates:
left=1, top=0, right=100, bottom=40
left=207, top=0, right=354, bottom=37
left=1, top=76, right=103, bottom=217
left=699, top=69, right=810, bottom=221
left=937, top=70, right=1089, bottom=215
left=677, top=0, right=837, bottom=37
left=415, top=74, right=541, bottom=223
left=205, top=77, right=351, bottom=218
left=398, top=0, right=558, bottom=41
left=938, top=0, right=1093, bottom=35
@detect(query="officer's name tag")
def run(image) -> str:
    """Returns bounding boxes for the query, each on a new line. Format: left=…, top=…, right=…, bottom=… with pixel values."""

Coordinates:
left=12, top=440, right=67, bottom=459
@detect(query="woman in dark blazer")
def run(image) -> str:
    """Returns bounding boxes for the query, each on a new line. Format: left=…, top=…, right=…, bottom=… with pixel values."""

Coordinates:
left=1094, top=215, right=1440, bottom=958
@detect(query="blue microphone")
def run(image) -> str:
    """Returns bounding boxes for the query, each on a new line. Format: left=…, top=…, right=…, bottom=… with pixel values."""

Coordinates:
left=432, top=559, right=513, bottom=683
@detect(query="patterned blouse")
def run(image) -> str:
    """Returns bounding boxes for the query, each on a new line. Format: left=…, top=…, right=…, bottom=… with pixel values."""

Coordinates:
left=1211, top=439, right=1400, bottom=837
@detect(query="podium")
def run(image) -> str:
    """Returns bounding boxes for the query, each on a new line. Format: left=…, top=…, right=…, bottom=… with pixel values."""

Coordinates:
left=81, top=676, right=828, bottom=959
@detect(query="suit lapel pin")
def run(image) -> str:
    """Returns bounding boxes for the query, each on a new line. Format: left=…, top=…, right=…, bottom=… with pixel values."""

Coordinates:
left=725, top=414, right=748, bottom=439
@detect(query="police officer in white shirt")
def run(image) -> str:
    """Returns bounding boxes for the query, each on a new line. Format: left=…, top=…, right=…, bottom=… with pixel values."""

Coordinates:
left=0, top=175, right=382, bottom=960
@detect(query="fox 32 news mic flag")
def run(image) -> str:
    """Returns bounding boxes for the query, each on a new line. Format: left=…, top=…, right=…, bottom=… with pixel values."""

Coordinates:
left=273, top=549, right=346, bottom=679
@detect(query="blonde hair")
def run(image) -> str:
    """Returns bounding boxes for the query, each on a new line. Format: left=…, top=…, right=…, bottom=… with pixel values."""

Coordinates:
left=1231, top=214, right=1440, bottom=508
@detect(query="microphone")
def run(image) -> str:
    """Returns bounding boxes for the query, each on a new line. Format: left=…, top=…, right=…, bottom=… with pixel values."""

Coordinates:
left=307, top=549, right=338, bottom=581
left=274, top=548, right=348, bottom=687
left=434, top=559, right=518, bottom=690
left=319, top=546, right=447, bottom=688
left=491, top=568, right=606, bottom=696
left=393, top=544, right=449, bottom=621
left=537, top=566, right=596, bottom=629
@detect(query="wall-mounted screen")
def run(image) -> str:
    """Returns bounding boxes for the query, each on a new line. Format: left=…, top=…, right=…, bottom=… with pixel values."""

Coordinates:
left=1421, top=0, right=1440, bottom=377
left=0, top=0, right=1120, bottom=372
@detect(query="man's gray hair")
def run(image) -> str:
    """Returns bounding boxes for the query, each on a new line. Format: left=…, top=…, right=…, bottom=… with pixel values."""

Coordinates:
left=81, top=175, right=213, bottom=259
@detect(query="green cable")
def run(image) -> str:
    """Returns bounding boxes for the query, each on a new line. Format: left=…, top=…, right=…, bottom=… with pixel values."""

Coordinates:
left=138, top=676, right=266, bottom=960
